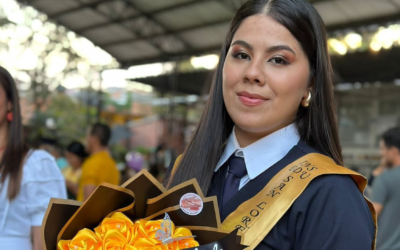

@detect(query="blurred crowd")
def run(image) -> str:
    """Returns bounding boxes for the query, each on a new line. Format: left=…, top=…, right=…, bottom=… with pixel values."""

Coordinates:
left=0, top=65, right=176, bottom=250
left=38, top=123, right=176, bottom=201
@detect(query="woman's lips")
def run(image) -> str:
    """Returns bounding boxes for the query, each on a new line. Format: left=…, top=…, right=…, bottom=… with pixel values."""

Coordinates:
left=237, top=91, right=268, bottom=106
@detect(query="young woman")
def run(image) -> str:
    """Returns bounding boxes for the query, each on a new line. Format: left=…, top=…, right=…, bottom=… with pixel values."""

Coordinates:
left=64, top=141, right=87, bottom=200
left=165, top=0, right=376, bottom=249
left=0, top=66, right=67, bottom=250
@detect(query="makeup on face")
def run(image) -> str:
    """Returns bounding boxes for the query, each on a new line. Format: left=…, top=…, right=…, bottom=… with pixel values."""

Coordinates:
left=222, top=15, right=310, bottom=144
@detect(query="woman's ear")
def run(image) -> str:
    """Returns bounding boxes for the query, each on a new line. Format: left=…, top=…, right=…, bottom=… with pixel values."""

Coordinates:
left=301, top=76, right=314, bottom=106
left=308, top=76, right=315, bottom=88
left=302, top=89, right=309, bottom=99
left=301, top=88, right=312, bottom=107
left=303, top=75, right=314, bottom=98
left=7, top=101, right=12, bottom=112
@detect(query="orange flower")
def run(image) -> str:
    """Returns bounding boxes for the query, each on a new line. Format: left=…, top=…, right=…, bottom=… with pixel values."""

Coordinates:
left=136, top=219, right=175, bottom=241
left=172, top=228, right=199, bottom=250
left=95, top=212, right=138, bottom=244
left=103, top=229, right=137, bottom=250
left=133, top=238, right=171, bottom=250
left=57, top=228, right=102, bottom=250
left=58, top=213, right=198, bottom=250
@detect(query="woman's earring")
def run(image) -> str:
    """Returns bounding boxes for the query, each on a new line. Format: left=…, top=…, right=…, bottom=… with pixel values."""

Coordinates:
left=6, top=112, right=13, bottom=122
left=303, top=91, right=312, bottom=107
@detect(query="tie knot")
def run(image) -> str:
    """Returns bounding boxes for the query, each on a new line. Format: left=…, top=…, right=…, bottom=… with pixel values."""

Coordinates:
left=227, top=155, right=247, bottom=178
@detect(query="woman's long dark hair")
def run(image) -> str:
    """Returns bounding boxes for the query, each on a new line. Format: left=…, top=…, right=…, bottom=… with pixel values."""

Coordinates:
left=165, top=0, right=342, bottom=194
left=0, top=66, right=28, bottom=200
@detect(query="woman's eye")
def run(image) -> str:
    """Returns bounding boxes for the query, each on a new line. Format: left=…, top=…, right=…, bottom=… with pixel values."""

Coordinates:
left=234, top=52, right=250, bottom=60
left=269, top=57, right=288, bottom=65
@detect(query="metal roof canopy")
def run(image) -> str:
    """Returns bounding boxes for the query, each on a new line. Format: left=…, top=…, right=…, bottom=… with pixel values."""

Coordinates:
left=17, top=0, right=400, bottom=68
left=332, top=47, right=400, bottom=84
left=133, top=70, right=215, bottom=95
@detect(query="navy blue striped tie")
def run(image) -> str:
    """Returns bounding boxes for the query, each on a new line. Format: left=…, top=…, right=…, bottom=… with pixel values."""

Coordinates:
left=222, top=155, right=247, bottom=207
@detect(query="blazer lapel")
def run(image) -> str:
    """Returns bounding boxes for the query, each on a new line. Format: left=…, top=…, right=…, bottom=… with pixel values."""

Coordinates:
left=207, top=163, right=228, bottom=211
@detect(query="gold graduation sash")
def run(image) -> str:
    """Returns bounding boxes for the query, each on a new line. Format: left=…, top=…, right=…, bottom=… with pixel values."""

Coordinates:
left=172, top=153, right=377, bottom=250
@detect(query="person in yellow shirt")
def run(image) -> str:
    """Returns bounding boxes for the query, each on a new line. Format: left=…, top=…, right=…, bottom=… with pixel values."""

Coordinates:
left=63, top=141, right=87, bottom=200
left=77, top=123, right=120, bottom=201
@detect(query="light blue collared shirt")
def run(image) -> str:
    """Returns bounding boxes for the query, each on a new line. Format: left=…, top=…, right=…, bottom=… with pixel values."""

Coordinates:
left=215, top=123, right=300, bottom=190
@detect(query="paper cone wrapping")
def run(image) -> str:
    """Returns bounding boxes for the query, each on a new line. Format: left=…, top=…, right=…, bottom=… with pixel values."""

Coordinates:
left=42, top=170, right=247, bottom=250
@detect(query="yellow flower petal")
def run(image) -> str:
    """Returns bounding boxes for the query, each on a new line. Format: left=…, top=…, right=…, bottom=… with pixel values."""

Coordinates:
left=172, top=227, right=199, bottom=250
left=95, top=212, right=135, bottom=239
left=103, top=229, right=137, bottom=250
left=136, top=219, right=176, bottom=241
left=133, top=238, right=167, bottom=250
left=57, top=228, right=102, bottom=250
left=176, top=239, right=199, bottom=250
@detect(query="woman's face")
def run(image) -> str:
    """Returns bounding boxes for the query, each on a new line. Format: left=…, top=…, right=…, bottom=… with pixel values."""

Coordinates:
left=223, top=15, right=310, bottom=144
left=65, top=151, right=83, bottom=169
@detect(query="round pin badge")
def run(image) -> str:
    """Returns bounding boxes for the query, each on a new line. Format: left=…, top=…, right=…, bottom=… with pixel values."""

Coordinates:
left=180, top=193, right=203, bottom=216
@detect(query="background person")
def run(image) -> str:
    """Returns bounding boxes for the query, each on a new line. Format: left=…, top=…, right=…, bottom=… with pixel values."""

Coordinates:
left=0, top=66, right=66, bottom=250
left=371, top=127, right=400, bottom=250
left=77, top=122, right=120, bottom=201
left=63, top=141, right=87, bottom=200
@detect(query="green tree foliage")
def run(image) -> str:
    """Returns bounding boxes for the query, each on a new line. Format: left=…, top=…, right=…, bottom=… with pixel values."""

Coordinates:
left=27, top=93, right=89, bottom=147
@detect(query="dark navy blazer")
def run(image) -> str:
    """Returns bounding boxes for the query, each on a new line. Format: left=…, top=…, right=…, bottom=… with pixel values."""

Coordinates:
left=208, top=141, right=375, bottom=250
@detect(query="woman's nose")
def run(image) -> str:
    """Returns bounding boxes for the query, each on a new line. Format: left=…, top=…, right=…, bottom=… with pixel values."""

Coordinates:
left=243, top=60, right=266, bottom=85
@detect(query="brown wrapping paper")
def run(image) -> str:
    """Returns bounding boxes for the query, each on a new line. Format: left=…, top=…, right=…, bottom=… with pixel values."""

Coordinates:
left=42, top=170, right=246, bottom=250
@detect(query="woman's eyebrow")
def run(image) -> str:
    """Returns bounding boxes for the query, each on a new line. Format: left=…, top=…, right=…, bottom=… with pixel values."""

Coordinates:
left=231, top=40, right=253, bottom=51
left=266, top=45, right=296, bottom=55
left=231, top=40, right=296, bottom=56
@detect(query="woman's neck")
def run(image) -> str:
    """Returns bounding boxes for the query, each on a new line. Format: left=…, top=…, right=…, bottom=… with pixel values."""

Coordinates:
left=234, top=123, right=291, bottom=148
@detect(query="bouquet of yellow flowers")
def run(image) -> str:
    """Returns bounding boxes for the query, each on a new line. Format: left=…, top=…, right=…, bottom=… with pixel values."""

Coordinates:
left=43, top=170, right=246, bottom=250
left=58, top=212, right=199, bottom=250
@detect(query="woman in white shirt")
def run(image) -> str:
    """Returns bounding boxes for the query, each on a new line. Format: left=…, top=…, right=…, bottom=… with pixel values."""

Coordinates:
left=0, top=66, right=67, bottom=250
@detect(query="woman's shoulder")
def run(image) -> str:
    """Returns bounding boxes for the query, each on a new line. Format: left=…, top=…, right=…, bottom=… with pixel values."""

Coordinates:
left=293, top=173, right=368, bottom=216
left=307, top=174, right=359, bottom=194
left=22, top=149, right=64, bottom=183
left=293, top=140, right=320, bottom=155
left=292, top=141, right=357, bottom=189
left=26, top=149, right=53, bottom=161
left=295, top=142, right=362, bottom=193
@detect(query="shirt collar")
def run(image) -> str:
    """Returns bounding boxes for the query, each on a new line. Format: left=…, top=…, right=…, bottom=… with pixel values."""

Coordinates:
left=215, top=123, right=300, bottom=180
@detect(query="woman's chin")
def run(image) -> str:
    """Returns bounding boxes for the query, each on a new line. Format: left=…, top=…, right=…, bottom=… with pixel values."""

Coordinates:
left=234, top=120, right=268, bottom=134
left=234, top=118, right=289, bottom=137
